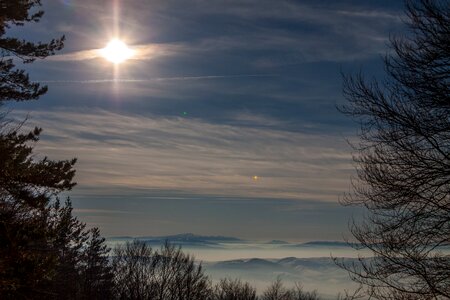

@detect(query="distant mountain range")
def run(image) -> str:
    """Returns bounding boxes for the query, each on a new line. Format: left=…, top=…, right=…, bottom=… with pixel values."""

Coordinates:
left=204, top=257, right=361, bottom=299
left=108, top=233, right=243, bottom=247
left=208, top=256, right=349, bottom=273
left=107, top=234, right=358, bottom=249
left=266, top=240, right=289, bottom=245
left=105, top=234, right=365, bottom=298
left=289, top=241, right=352, bottom=248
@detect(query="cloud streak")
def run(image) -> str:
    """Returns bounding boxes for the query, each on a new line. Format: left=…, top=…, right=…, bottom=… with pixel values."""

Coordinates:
left=42, top=0, right=402, bottom=67
left=14, top=109, right=353, bottom=202
left=48, top=43, right=179, bottom=62
left=37, top=74, right=278, bottom=84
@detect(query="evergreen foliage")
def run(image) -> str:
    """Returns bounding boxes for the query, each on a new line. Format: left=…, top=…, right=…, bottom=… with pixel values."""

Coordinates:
left=0, top=0, right=64, bottom=102
left=0, top=1, right=113, bottom=299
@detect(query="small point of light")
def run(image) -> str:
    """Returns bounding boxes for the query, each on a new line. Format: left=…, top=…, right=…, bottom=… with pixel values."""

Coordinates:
left=253, top=175, right=259, bottom=181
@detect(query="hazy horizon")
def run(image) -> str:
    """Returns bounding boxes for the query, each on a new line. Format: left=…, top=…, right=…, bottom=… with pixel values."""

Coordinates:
left=104, top=234, right=368, bottom=297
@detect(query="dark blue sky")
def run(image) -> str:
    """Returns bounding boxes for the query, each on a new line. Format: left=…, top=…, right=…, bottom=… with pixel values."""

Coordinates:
left=8, top=0, right=406, bottom=241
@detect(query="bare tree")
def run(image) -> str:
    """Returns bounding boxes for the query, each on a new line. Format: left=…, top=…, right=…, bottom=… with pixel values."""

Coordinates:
left=335, top=286, right=365, bottom=300
left=112, top=240, right=211, bottom=300
left=212, top=278, right=257, bottom=300
left=339, top=0, right=450, bottom=299
left=112, top=240, right=157, bottom=299
left=261, top=279, right=320, bottom=300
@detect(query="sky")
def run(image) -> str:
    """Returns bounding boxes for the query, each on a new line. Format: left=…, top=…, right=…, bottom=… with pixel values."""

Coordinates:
left=7, top=0, right=407, bottom=241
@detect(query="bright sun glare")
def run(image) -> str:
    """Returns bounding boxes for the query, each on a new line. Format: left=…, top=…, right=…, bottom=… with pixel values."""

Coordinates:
left=101, top=39, right=134, bottom=64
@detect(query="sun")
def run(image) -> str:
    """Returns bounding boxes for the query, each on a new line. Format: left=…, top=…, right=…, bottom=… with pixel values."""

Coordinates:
left=101, top=39, right=134, bottom=64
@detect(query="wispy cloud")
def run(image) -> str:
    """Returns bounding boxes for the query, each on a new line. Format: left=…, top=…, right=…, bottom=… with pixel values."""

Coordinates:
left=37, top=74, right=278, bottom=84
left=16, top=109, right=353, bottom=202
left=48, top=43, right=179, bottom=62
left=42, top=0, right=402, bottom=67
left=73, top=208, right=140, bottom=215
left=335, top=9, right=401, bottom=21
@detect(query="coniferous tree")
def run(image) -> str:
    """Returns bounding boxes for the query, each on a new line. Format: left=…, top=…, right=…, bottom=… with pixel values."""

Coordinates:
left=0, top=0, right=64, bottom=102
left=48, top=198, right=89, bottom=299
left=0, top=1, right=113, bottom=299
left=0, top=125, right=77, bottom=298
left=80, top=228, right=114, bottom=300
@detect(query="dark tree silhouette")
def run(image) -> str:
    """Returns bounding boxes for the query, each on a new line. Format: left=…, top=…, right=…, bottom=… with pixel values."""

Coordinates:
left=80, top=228, right=114, bottom=299
left=0, top=1, right=70, bottom=297
left=0, top=2, right=113, bottom=299
left=112, top=240, right=211, bottom=300
left=0, top=124, right=77, bottom=298
left=0, top=0, right=64, bottom=102
left=260, top=279, right=319, bottom=300
left=212, top=278, right=257, bottom=300
left=0, top=99, right=116, bottom=296
left=49, top=198, right=86, bottom=298
left=339, top=0, right=450, bottom=299
left=0, top=126, right=76, bottom=207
